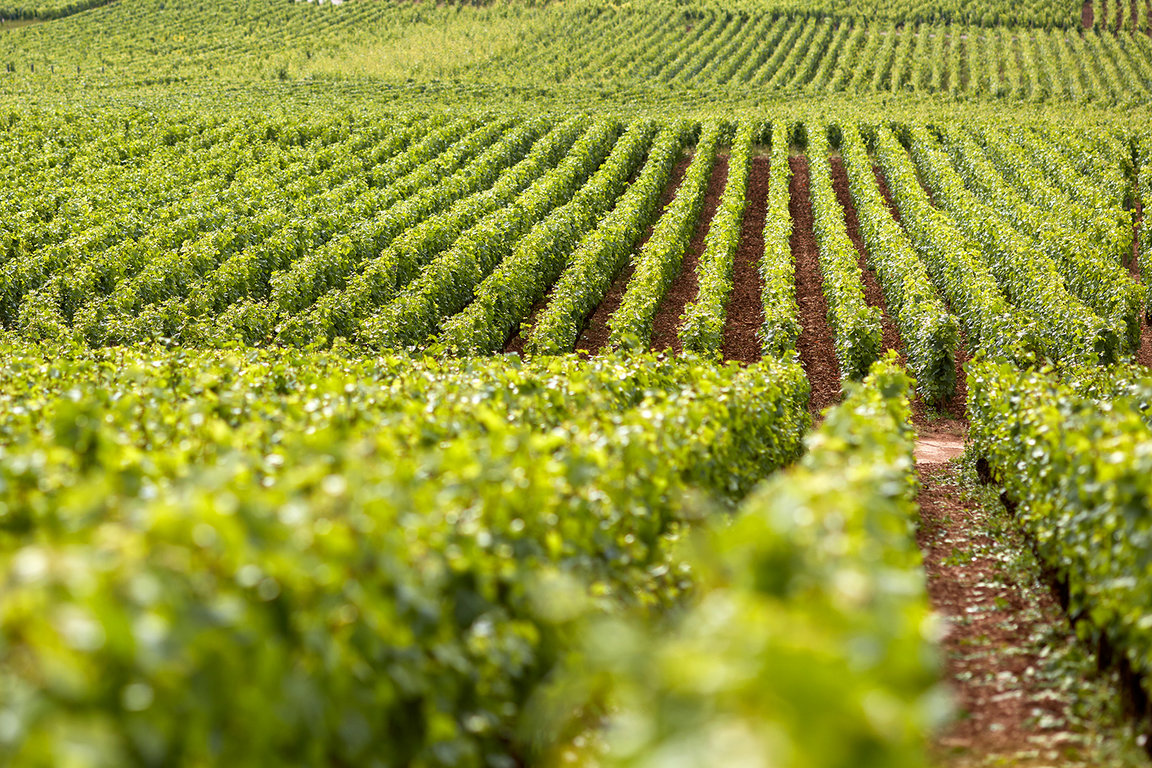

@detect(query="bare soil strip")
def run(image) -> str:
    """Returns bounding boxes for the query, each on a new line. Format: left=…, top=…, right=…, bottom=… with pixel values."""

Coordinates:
left=830, top=157, right=901, bottom=354
left=501, top=149, right=668, bottom=356
left=919, top=463, right=1102, bottom=766
left=1083, top=0, right=1095, bottom=27
left=575, top=157, right=691, bottom=355
left=650, top=154, right=729, bottom=354
left=914, top=436, right=964, bottom=464
left=720, top=155, right=769, bottom=364
left=789, top=155, right=841, bottom=415
left=504, top=151, right=688, bottom=356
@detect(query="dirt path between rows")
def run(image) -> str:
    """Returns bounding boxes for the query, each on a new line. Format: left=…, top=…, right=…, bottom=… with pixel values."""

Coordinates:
left=503, top=150, right=672, bottom=356
left=789, top=155, right=841, bottom=415
left=575, top=157, right=691, bottom=355
left=721, top=155, right=768, bottom=364
left=1083, top=0, right=1095, bottom=27
left=918, top=463, right=1096, bottom=765
left=650, top=154, right=728, bottom=354
left=916, top=355, right=1076, bottom=763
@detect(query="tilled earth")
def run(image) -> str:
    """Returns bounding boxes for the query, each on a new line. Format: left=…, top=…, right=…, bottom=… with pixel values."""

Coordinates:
left=918, top=463, right=1149, bottom=766
left=789, top=155, right=841, bottom=415
left=720, top=154, right=768, bottom=364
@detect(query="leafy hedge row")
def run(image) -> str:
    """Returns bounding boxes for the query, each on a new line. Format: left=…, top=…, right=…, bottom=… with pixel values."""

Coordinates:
left=57, top=117, right=418, bottom=337
left=839, top=124, right=958, bottom=403
left=764, top=16, right=819, bottom=90
left=730, top=14, right=792, bottom=83
left=436, top=121, right=657, bottom=354
left=807, top=126, right=882, bottom=381
left=0, top=0, right=109, bottom=20
left=282, top=117, right=590, bottom=348
left=665, top=11, right=736, bottom=85
left=678, top=120, right=755, bottom=355
left=758, top=120, right=801, bottom=357
left=607, top=122, right=723, bottom=351
left=871, top=126, right=1034, bottom=363
left=941, top=125, right=1143, bottom=352
left=1025, top=125, right=1131, bottom=212
left=0, top=344, right=810, bottom=767
left=357, top=118, right=622, bottom=351
left=907, top=124, right=1119, bottom=365
left=524, top=122, right=693, bottom=355
left=969, top=360, right=1152, bottom=718
left=553, top=354, right=944, bottom=768
left=701, top=13, right=778, bottom=85
left=0, top=110, right=402, bottom=271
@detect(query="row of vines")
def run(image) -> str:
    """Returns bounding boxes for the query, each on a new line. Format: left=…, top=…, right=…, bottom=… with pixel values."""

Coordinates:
left=510, top=9, right=1152, bottom=104
left=1, top=110, right=1139, bottom=398
left=4, top=2, right=1151, bottom=105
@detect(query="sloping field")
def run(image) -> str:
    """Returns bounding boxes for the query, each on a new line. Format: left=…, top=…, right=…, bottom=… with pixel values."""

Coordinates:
left=2, top=1, right=1152, bottom=766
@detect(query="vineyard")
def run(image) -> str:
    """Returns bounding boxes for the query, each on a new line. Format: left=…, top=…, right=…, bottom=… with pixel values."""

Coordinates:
left=2, top=0, right=1152, bottom=766
left=4, top=0, right=1152, bottom=104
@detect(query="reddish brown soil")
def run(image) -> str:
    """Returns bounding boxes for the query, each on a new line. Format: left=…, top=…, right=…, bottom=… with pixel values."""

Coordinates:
left=919, top=463, right=1083, bottom=764
left=721, top=156, right=769, bottom=364
left=868, top=159, right=1062, bottom=762
left=1083, top=0, right=1094, bottom=27
left=790, top=156, right=841, bottom=415
left=795, top=151, right=1100, bottom=761
left=650, top=155, right=729, bottom=354
left=576, top=157, right=691, bottom=355
left=831, top=157, right=901, bottom=355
